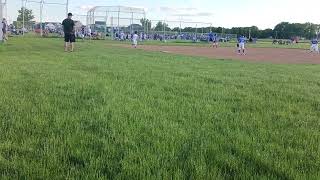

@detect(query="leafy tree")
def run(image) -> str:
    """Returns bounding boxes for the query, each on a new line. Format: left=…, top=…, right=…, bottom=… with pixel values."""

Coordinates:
left=17, top=8, right=35, bottom=22
left=15, top=8, right=35, bottom=29
left=215, top=27, right=223, bottom=33
left=304, top=23, right=318, bottom=39
left=182, top=27, right=194, bottom=33
left=140, top=18, right=152, bottom=31
left=259, top=28, right=273, bottom=38
left=154, top=21, right=170, bottom=31
left=172, top=27, right=180, bottom=32
left=249, top=26, right=259, bottom=37
left=273, top=22, right=318, bottom=39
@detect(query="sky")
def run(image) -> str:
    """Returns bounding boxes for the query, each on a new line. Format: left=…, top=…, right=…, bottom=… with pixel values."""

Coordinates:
left=6, top=0, right=320, bottom=29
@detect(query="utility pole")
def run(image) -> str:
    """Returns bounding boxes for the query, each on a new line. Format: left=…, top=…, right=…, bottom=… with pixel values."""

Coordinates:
left=66, top=0, right=69, bottom=16
left=40, top=0, right=43, bottom=36
left=22, top=0, right=25, bottom=35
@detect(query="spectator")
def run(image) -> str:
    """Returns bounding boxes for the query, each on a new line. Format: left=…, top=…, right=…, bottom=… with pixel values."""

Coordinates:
left=62, top=13, right=76, bottom=52
left=2, top=18, right=8, bottom=42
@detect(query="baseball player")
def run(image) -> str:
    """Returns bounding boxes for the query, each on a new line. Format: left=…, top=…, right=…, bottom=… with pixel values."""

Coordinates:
left=132, top=31, right=139, bottom=48
left=238, top=35, right=246, bottom=55
left=310, top=38, right=319, bottom=54
left=209, top=32, right=218, bottom=48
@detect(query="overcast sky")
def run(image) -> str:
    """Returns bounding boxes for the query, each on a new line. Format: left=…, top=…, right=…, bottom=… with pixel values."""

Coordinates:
left=6, top=0, right=320, bottom=29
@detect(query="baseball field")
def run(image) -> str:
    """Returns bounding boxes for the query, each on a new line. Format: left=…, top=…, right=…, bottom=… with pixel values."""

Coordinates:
left=0, top=37, right=320, bottom=179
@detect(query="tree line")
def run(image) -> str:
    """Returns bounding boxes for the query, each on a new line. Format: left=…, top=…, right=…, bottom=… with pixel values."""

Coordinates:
left=13, top=8, right=320, bottom=39
left=141, top=18, right=320, bottom=39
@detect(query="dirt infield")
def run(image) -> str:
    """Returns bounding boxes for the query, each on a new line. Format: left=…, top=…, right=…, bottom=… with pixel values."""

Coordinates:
left=122, top=45, right=320, bottom=64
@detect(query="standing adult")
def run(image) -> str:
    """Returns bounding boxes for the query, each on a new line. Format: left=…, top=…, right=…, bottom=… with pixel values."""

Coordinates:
left=2, top=18, right=8, bottom=42
left=62, top=13, right=75, bottom=52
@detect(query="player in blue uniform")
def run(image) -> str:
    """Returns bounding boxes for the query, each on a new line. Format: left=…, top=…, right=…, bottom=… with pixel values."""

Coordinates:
left=237, top=35, right=246, bottom=55
left=208, top=32, right=213, bottom=45
left=310, top=38, right=319, bottom=54
left=209, top=32, right=218, bottom=48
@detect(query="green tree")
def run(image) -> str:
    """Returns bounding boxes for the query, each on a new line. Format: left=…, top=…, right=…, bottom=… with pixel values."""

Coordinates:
left=154, top=21, right=170, bottom=31
left=304, top=23, right=318, bottom=39
left=140, top=18, right=152, bottom=31
left=249, top=26, right=259, bottom=38
left=273, top=22, right=318, bottom=39
left=17, top=7, right=35, bottom=22
left=182, top=27, right=194, bottom=33
left=259, top=28, right=273, bottom=38
left=16, top=7, right=35, bottom=29
left=172, top=27, right=180, bottom=32
left=273, top=22, right=290, bottom=39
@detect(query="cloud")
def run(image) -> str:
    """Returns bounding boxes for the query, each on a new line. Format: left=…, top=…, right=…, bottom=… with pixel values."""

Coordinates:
left=179, top=7, right=198, bottom=11
left=196, top=12, right=214, bottom=16
left=159, top=6, right=198, bottom=13
left=171, top=12, right=214, bottom=17
left=172, top=13, right=195, bottom=17
left=160, top=6, right=177, bottom=12
left=80, top=5, right=94, bottom=11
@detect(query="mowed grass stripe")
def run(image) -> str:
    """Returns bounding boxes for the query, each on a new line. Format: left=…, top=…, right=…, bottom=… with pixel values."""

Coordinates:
left=0, top=37, right=319, bottom=179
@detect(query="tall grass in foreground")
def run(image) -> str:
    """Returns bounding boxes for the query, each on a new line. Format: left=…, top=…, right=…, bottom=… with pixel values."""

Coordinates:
left=0, top=37, right=319, bottom=179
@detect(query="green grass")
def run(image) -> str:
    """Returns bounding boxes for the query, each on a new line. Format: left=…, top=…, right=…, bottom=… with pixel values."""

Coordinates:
left=108, top=38, right=312, bottom=49
left=15, top=32, right=311, bottom=49
left=0, top=37, right=320, bottom=179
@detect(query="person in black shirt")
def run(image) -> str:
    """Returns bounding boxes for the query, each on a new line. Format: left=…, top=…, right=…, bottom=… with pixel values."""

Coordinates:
left=62, top=13, right=75, bottom=52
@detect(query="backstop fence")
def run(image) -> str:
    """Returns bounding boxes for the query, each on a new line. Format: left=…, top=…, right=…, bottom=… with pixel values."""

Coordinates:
left=7, top=2, right=237, bottom=41
left=107, top=18, right=237, bottom=42
left=18, top=0, right=68, bottom=36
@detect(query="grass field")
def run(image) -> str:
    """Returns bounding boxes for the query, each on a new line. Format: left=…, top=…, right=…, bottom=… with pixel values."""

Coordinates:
left=12, top=33, right=312, bottom=49
left=110, top=39, right=312, bottom=49
left=0, top=37, right=320, bottom=179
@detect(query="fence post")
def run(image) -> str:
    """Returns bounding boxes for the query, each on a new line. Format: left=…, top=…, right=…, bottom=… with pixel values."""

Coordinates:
left=163, top=20, right=165, bottom=41
left=131, top=12, right=133, bottom=33
left=143, top=12, right=146, bottom=35
left=22, top=0, right=25, bottom=36
left=104, top=11, right=108, bottom=40
left=40, top=0, right=43, bottom=37
left=117, top=6, right=120, bottom=36
left=195, top=24, right=198, bottom=41
left=66, top=0, right=68, bottom=16
left=111, top=16, right=113, bottom=39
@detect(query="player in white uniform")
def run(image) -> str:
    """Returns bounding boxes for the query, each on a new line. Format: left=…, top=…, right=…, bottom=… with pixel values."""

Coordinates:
left=87, top=26, right=92, bottom=40
left=310, top=38, right=319, bottom=54
left=120, top=32, right=125, bottom=41
left=144, top=33, right=147, bottom=41
left=132, top=31, right=139, bottom=48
